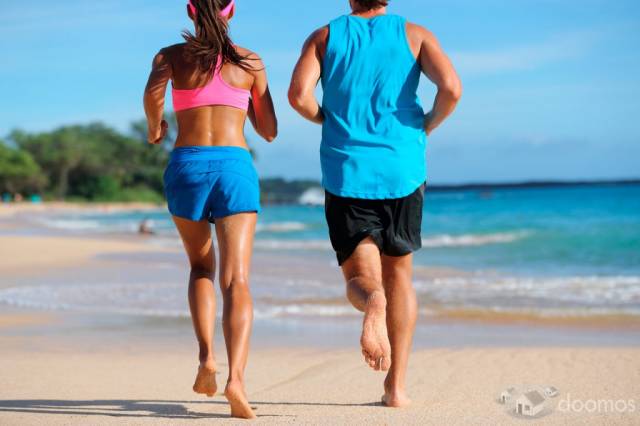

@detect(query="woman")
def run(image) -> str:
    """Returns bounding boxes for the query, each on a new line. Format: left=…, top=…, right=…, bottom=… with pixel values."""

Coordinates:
left=143, top=0, right=277, bottom=419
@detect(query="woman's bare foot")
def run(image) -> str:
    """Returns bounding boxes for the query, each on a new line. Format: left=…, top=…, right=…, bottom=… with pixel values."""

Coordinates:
left=382, top=375, right=411, bottom=407
left=224, top=380, right=256, bottom=419
left=361, top=291, right=391, bottom=371
left=193, top=361, right=217, bottom=397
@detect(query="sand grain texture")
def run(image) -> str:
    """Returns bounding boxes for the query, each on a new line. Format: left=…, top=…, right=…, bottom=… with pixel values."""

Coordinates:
left=1, top=347, right=639, bottom=425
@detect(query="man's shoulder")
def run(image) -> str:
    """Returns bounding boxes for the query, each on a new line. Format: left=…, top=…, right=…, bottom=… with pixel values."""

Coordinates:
left=304, top=25, right=329, bottom=50
left=310, top=25, right=330, bottom=43
left=405, top=21, right=435, bottom=42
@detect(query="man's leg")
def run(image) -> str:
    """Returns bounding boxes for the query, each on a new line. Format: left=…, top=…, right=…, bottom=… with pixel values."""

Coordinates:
left=341, top=237, right=392, bottom=371
left=380, top=253, right=417, bottom=407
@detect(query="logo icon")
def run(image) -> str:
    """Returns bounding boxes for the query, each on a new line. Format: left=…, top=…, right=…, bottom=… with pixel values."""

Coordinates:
left=498, top=384, right=559, bottom=419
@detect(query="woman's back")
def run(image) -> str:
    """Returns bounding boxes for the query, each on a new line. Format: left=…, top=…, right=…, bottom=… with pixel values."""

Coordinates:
left=161, top=43, right=257, bottom=148
left=144, top=3, right=276, bottom=149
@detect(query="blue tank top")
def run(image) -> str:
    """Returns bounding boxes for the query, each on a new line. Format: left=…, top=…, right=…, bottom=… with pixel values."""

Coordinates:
left=321, top=14, right=426, bottom=199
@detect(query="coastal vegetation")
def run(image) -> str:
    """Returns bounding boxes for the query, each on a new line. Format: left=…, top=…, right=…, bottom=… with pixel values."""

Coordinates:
left=3, top=123, right=168, bottom=202
left=0, top=118, right=319, bottom=203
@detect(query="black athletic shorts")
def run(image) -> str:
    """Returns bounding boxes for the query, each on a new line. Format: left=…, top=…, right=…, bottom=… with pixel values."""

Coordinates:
left=324, top=183, right=425, bottom=265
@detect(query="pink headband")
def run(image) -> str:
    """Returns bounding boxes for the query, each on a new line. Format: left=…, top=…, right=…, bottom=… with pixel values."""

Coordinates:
left=188, top=0, right=235, bottom=18
left=219, top=0, right=235, bottom=17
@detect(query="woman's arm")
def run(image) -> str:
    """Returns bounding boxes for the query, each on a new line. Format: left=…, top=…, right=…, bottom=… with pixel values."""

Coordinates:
left=247, top=102, right=258, bottom=131
left=143, top=49, right=172, bottom=145
left=288, top=27, right=327, bottom=125
left=248, top=54, right=277, bottom=142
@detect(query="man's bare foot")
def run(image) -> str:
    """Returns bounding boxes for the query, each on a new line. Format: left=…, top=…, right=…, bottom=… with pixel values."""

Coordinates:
left=193, top=362, right=217, bottom=397
left=361, top=291, right=391, bottom=371
left=224, top=380, right=256, bottom=419
left=381, top=392, right=412, bottom=408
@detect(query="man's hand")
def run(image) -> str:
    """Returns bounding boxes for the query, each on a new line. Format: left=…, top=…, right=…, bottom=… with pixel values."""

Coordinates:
left=148, top=120, right=168, bottom=145
left=413, top=24, right=461, bottom=136
left=423, top=112, right=433, bottom=136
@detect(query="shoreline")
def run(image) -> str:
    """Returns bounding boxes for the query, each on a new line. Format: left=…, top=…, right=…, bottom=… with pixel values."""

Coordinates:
left=0, top=201, right=164, bottom=219
left=2, top=201, right=640, bottom=345
left=1, top=178, right=639, bottom=210
left=1, top=209, right=639, bottom=329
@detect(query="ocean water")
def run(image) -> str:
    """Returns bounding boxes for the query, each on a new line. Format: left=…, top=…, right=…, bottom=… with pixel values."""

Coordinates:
left=3, top=184, right=639, bottom=320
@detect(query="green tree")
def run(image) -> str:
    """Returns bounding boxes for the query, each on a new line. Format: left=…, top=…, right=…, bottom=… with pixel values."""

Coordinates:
left=10, top=123, right=168, bottom=201
left=11, top=127, right=91, bottom=199
left=0, top=141, right=47, bottom=195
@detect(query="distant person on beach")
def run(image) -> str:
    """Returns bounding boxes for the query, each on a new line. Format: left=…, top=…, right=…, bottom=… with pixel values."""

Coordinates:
left=138, top=217, right=155, bottom=235
left=143, top=0, right=277, bottom=419
left=289, top=0, right=461, bottom=407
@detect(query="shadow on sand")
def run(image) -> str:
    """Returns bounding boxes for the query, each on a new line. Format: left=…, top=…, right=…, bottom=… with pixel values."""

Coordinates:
left=0, top=399, right=381, bottom=420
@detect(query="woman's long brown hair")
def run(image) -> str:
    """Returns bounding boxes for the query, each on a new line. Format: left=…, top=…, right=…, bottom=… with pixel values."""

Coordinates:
left=182, top=0, right=253, bottom=73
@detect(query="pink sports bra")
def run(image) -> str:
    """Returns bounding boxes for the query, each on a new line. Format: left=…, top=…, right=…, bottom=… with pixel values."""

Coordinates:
left=172, top=56, right=250, bottom=112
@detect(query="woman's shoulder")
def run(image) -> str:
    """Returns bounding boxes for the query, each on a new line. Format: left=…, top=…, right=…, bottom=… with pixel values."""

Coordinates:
left=234, top=46, right=261, bottom=61
left=234, top=45, right=265, bottom=72
left=153, top=43, right=192, bottom=69
left=159, top=43, right=187, bottom=56
left=152, top=43, right=186, bottom=63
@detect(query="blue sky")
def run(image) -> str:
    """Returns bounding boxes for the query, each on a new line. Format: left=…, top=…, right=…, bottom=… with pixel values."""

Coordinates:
left=1, top=0, right=639, bottom=183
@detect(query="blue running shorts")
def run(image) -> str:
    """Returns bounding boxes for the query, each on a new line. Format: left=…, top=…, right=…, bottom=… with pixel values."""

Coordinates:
left=163, top=146, right=261, bottom=222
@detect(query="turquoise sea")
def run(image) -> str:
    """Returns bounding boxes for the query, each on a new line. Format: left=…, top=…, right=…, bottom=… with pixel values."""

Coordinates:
left=2, top=184, right=639, bottom=320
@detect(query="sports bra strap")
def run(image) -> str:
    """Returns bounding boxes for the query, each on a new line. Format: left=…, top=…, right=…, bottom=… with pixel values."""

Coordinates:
left=172, top=55, right=250, bottom=112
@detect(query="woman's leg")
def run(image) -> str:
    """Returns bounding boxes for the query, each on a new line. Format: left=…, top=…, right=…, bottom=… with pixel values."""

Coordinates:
left=215, top=212, right=257, bottom=419
left=172, top=216, right=217, bottom=396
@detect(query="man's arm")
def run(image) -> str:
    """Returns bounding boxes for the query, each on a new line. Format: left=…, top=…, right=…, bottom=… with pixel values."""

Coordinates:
left=288, top=27, right=328, bottom=125
left=411, top=24, right=462, bottom=136
left=143, top=49, right=172, bottom=144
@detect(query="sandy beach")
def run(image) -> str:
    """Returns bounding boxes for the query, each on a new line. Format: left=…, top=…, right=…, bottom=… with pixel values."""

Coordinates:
left=1, top=342, right=639, bottom=425
left=1, top=203, right=640, bottom=425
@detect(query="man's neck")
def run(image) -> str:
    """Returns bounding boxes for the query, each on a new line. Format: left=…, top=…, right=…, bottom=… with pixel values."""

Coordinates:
left=351, top=7, right=387, bottom=19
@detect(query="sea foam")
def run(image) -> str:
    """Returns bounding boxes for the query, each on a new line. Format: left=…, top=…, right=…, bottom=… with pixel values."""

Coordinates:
left=1, top=275, right=638, bottom=319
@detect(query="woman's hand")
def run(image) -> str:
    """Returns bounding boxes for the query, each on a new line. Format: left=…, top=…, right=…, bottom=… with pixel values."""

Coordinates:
left=248, top=53, right=278, bottom=142
left=148, top=120, right=168, bottom=145
left=144, top=49, right=172, bottom=146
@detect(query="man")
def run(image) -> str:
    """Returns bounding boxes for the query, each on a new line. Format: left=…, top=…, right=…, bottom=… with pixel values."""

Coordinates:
left=288, top=0, right=461, bottom=407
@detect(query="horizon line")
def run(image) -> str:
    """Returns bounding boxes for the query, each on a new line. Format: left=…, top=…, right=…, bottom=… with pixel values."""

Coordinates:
left=260, top=177, right=640, bottom=191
